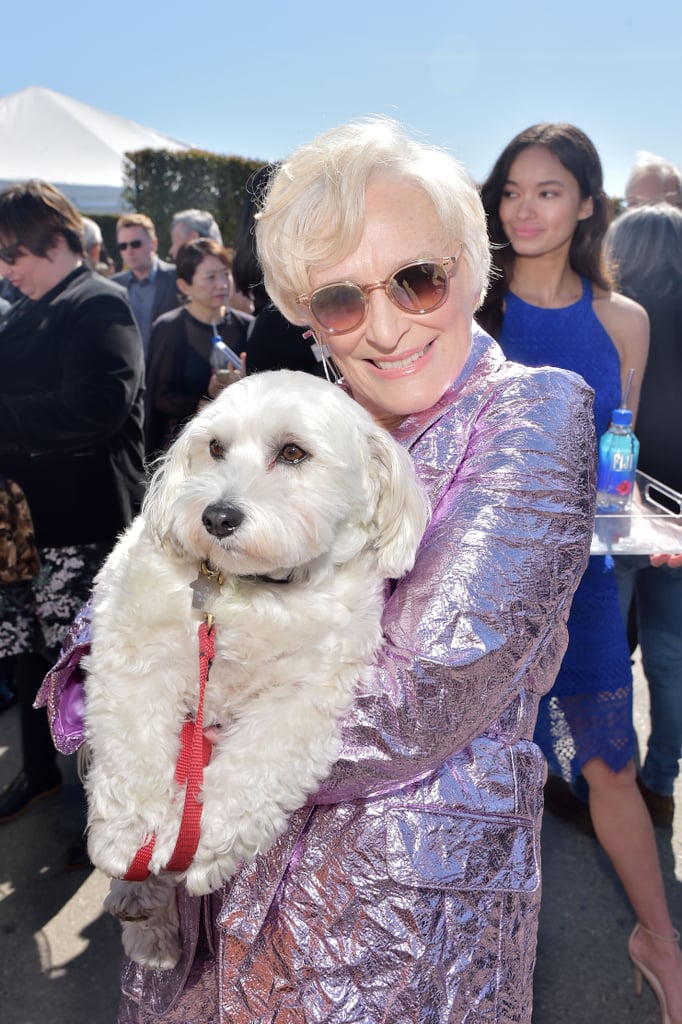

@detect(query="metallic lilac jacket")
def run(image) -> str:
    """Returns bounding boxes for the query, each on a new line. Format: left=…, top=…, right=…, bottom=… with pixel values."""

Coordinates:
left=41, top=330, right=595, bottom=1024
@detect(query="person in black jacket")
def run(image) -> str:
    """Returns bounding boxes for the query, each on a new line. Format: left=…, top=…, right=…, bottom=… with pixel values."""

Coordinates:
left=0, top=180, right=145, bottom=845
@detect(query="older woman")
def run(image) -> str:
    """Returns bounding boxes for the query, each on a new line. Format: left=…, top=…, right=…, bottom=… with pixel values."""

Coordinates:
left=60, top=118, right=593, bottom=1023
left=144, top=238, right=253, bottom=456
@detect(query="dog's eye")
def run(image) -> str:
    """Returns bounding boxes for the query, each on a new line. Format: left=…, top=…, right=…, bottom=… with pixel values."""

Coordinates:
left=277, top=444, right=309, bottom=465
left=209, top=439, right=225, bottom=460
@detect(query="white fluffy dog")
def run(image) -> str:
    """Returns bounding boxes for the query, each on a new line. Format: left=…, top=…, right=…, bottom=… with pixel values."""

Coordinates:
left=83, top=369, right=429, bottom=970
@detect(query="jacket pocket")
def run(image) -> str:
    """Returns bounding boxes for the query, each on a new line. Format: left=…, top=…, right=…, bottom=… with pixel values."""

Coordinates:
left=386, top=808, right=539, bottom=893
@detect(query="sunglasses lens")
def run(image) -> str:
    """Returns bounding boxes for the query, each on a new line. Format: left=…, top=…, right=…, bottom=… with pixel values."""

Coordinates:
left=389, top=262, right=449, bottom=313
left=118, top=239, right=143, bottom=251
left=0, top=242, right=21, bottom=265
left=305, top=258, right=454, bottom=333
left=310, top=284, right=365, bottom=333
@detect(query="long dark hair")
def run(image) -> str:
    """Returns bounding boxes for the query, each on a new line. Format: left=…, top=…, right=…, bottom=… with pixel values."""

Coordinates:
left=231, top=163, right=280, bottom=313
left=477, top=123, right=612, bottom=338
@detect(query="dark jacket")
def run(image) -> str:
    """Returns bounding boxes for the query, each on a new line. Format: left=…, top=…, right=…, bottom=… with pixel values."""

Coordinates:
left=144, top=305, right=252, bottom=456
left=0, top=265, right=146, bottom=547
left=245, top=302, right=325, bottom=377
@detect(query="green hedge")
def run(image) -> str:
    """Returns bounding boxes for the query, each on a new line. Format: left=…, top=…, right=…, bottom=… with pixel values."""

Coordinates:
left=121, top=148, right=266, bottom=261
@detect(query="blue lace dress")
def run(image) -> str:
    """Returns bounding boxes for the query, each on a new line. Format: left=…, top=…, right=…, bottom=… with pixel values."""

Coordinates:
left=500, top=278, right=635, bottom=779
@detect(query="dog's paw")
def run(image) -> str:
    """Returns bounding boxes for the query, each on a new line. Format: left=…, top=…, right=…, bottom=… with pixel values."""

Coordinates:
left=183, top=853, right=240, bottom=896
left=105, top=876, right=181, bottom=971
left=87, top=808, right=172, bottom=880
left=103, top=876, right=174, bottom=920
left=88, top=828, right=145, bottom=880
left=88, top=842, right=134, bottom=880
left=120, top=918, right=181, bottom=971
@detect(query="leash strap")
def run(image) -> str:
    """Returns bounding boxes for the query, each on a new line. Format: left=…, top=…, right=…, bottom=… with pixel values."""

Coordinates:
left=123, top=618, right=215, bottom=881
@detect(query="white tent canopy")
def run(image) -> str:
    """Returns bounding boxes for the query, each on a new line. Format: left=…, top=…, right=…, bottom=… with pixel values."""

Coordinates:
left=0, top=86, right=190, bottom=213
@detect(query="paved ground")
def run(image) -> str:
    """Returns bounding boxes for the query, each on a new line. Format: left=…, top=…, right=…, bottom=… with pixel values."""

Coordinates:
left=0, top=651, right=679, bottom=1023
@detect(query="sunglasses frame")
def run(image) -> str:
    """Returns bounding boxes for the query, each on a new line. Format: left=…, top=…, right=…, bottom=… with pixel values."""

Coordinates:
left=297, top=253, right=461, bottom=336
left=118, top=239, right=145, bottom=252
left=0, top=241, right=26, bottom=266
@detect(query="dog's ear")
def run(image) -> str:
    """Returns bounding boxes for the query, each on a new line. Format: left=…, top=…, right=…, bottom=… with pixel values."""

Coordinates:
left=142, top=427, right=193, bottom=554
left=365, top=427, right=430, bottom=578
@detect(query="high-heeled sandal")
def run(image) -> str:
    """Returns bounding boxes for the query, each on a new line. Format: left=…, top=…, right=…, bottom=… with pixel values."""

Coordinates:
left=629, top=922, right=682, bottom=1024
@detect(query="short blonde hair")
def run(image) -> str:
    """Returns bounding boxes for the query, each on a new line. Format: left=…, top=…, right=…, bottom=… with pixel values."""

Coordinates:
left=256, top=117, right=490, bottom=325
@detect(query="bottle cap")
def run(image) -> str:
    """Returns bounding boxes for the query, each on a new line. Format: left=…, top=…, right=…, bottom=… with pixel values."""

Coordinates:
left=612, top=407, right=633, bottom=426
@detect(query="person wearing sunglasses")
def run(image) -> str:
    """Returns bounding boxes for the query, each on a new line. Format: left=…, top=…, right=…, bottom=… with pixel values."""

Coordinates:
left=0, top=180, right=145, bottom=861
left=112, top=213, right=179, bottom=356
left=111, top=117, right=594, bottom=1024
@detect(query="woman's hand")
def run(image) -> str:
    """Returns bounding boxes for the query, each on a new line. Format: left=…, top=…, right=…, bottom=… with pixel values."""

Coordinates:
left=650, top=553, right=682, bottom=568
left=207, top=352, right=247, bottom=399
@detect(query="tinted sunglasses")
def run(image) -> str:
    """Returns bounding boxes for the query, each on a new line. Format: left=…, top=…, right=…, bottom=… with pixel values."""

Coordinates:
left=118, top=239, right=144, bottom=252
left=297, top=254, right=461, bottom=335
left=0, top=241, right=26, bottom=265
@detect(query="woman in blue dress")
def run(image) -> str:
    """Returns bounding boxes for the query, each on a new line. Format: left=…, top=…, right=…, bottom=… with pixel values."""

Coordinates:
left=478, top=123, right=682, bottom=1023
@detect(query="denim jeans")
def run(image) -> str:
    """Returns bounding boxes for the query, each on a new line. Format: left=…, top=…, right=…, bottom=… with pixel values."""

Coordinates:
left=615, top=555, right=682, bottom=796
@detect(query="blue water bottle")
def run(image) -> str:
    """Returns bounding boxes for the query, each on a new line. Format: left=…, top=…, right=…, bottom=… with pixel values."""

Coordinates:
left=595, top=407, right=640, bottom=512
left=209, top=333, right=242, bottom=374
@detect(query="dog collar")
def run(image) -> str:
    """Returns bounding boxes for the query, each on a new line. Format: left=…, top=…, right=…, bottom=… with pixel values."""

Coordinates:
left=239, top=571, right=294, bottom=585
left=190, top=561, right=293, bottom=613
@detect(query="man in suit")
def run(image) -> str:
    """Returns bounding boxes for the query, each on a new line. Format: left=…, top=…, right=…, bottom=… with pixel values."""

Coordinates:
left=113, top=213, right=179, bottom=355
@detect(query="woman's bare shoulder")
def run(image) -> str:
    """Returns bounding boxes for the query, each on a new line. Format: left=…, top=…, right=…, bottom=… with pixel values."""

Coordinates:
left=592, top=288, right=649, bottom=416
left=593, top=287, right=649, bottom=339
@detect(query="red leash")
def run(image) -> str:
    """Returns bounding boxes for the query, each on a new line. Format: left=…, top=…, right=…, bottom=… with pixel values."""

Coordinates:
left=124, top=617, right=215, bottom=881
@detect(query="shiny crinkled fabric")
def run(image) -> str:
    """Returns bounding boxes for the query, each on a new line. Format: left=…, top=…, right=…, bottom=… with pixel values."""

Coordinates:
left=113, top=329, right=595, bottom=1023
left=34, top=597, right=93, bottom=754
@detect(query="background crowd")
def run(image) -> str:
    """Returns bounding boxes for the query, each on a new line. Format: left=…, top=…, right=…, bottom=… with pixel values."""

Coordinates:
left=1, top=127, right=681, bottom=1024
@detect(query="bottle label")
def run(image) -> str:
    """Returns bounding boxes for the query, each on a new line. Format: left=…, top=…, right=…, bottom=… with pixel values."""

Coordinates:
left=596, top=442, right=637, bottom=511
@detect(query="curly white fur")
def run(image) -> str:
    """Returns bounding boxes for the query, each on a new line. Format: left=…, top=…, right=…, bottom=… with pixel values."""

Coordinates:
left=84, top=369, right=429, bottom=969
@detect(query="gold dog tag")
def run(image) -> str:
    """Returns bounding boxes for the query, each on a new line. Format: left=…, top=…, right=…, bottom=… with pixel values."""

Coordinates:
left=190, top=562, right=224, bottom=612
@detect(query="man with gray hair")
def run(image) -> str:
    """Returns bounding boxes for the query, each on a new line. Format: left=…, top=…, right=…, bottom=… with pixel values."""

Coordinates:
left=81, top=216, right=103, bottom=269
left=169, top=208, right=222, bottom=260
left=625, top=151, right=682, bottom=208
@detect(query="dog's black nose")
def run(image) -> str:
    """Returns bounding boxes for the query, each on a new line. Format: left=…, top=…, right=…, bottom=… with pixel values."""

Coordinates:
left=202, top=503, right=244, bottom=538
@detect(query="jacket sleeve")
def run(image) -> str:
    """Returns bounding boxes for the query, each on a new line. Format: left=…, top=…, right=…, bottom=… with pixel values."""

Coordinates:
left=0, top=284, right=143, bottom=455
left=313, top=367, right=596, bottom=804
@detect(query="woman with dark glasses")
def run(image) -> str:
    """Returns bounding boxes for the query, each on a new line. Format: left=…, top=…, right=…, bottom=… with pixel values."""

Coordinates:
left=0, top=181, right=145, bottom=855
left=110, top=117, right=596, bottom=1022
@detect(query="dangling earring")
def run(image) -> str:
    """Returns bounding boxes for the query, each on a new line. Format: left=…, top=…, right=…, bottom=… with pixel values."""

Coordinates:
left=303, top=330, right=340, bottom=383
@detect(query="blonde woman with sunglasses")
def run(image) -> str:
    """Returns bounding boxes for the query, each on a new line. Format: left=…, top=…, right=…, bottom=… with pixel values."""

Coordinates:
left=104, top=117, right=596, bottom=1023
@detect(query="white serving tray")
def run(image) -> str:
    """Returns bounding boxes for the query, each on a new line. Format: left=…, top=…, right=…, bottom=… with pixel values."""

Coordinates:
left=591, top=470, right=682, bottom=555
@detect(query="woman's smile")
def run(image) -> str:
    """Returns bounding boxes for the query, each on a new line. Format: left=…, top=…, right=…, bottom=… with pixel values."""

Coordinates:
left=309, top=178, right=474, bottom=429
left=369, top=339, right=435, bottom=374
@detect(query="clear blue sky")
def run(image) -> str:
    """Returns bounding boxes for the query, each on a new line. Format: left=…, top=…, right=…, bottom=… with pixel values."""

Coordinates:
left=2, top=0, right=680, bottom=198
